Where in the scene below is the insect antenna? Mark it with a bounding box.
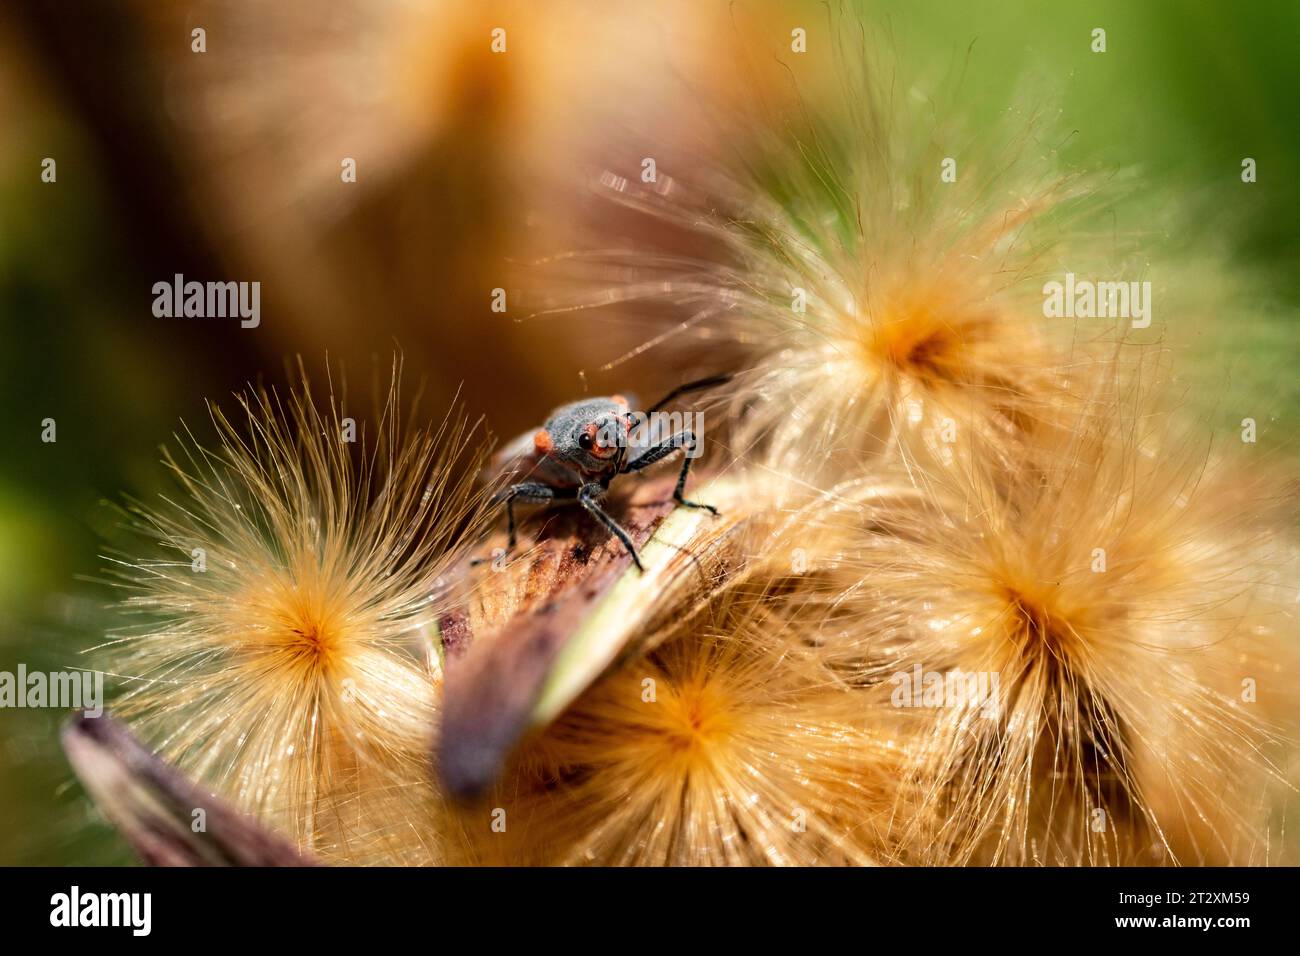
[644,373,734,415]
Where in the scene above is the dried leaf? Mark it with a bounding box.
[62,713,314,867]
[438,473,762,798]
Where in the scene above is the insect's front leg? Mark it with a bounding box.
[577,482,644,571]
[494,481,560,550]
[622,430,719,515]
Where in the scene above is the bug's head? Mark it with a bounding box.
[543,397,632,476]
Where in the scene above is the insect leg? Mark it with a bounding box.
[495,481,559,549]
[578,482,644,571]
[622,430,719,515]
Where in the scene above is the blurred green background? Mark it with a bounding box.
[1,0,1296,864]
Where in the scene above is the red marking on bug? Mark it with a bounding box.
[611,394,629,408]
[533,429,553,456]
[584,421,619,459]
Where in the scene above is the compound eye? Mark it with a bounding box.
[577,431,594,451]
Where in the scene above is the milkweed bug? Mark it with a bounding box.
[484,374,730,571]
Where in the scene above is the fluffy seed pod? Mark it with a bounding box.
[536,23,1131,488]
[101,360,492,864]
[449,580,916,866]
[776,364,1298,865]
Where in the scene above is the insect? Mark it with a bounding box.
[485,374,730,571]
